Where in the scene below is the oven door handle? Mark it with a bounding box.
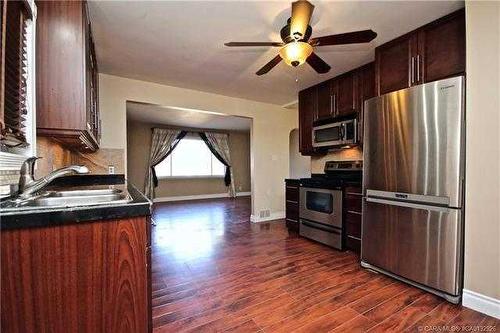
[301,221,341,235]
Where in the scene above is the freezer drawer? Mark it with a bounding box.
[361,197,463,296]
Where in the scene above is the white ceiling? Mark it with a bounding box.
[127,102,252,131]
[89,0,464,106]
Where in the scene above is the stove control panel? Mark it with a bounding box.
[324,160,363,172]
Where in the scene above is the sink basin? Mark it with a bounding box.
[33,192,131,207]
[49,188,122,197]
[1,187,132,211]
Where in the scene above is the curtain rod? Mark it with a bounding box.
[150,127,231,135]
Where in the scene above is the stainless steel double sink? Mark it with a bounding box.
[1,187,132,211]
[33,188,131,207]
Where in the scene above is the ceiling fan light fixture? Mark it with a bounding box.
[279,41,313,67]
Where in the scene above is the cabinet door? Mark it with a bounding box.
[316,81,333,121]
[83,3,93,134]
[298,87,317,155]
[335,73,356,117]
[419,10,465,83]
[376,34,417,95]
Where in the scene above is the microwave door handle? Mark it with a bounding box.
[340,123,346,141]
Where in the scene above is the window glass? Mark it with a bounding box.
[155,137,225,177]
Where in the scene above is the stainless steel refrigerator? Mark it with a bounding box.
[361,76,465,303]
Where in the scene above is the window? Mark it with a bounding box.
[155,137,225,178]
[0,0,36,167]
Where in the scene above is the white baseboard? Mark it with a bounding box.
[154,192,250,203]
[462,289,500,319]
[250,211,285,223]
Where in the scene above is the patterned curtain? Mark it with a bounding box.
[199,132,236,198]
[144,128,186,199]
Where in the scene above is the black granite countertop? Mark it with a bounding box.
[0,175,152,230]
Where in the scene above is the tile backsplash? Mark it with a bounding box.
[36,137,125,178]
[310,146,363,174]
[0,137,125,191]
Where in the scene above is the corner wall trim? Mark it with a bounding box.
[462,289,500,319]
[250,211,285,223]
[153,192,251,203]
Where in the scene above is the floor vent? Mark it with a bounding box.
[259,210,271,218]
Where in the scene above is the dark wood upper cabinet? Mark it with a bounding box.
[376,8,465,95]
[298,62,373,156]
[334,73,356,117]
[36,0,100,152]
[298,86,317,155]
[375,34,416,95]
[315,81,333,121]
[418,10,465,83]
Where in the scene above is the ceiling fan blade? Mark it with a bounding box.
[256,54,282,76]
[225,42,284,47]
[290,0,314,40]
[309,29,377,46]
[306,52,331,74]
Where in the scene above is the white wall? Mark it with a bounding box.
[463,1,500,318]
[99,74,297,220]
[289,129,310,179]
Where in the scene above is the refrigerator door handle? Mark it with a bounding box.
[366,189,450,206]
[366,197,450,213]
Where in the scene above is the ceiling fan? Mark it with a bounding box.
[224,0,377,76]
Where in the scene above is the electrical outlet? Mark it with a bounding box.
[108,165,115,174]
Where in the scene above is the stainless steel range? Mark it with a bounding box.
[299,161,362,249]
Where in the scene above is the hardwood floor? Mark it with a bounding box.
[151,197,499,332]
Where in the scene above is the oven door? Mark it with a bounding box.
[300,187,342,228]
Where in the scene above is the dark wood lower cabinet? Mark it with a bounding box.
[344,185,363,253]
[1,217,151,333]
[285,179,300,231]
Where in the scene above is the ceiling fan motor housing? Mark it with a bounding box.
[281,18,312,43]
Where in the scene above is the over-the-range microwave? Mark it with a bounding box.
[312,118,358,148]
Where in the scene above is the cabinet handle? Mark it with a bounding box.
[333,94,337,115]
[416,54,420,82]
[330,94,334,115]
[410,57,415,84]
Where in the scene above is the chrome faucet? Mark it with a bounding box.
[18,157,89,199]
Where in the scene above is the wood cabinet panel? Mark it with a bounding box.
[376,9,465,95]
[316,81,333,121]
[376,35,414,95]
[1,217,150,333]
[344,185,362,253]
[346,212,362,238]
[346,236,361,254]
[36,0,100,152]
[285,180,300,231]
[285,185,299,202]
[36,1,85,131]
[419,9,465,83]
[345,195,362,213]
[298,87,317,155]
[335,73,356,117]
[354,63,375,145]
